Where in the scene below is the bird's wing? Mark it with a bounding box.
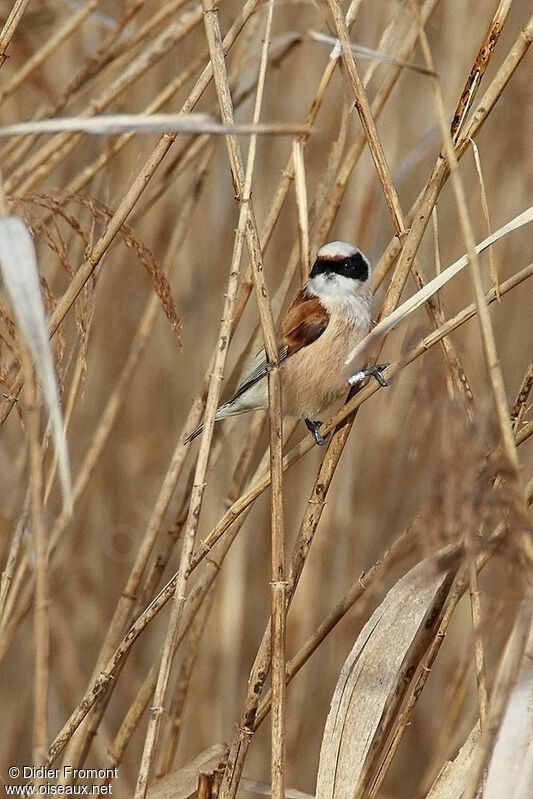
[230,289,329,402]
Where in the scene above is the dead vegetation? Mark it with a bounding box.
[0,1,532,797]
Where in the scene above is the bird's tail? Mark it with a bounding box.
[184,402,231,444]
[183,422,204,444]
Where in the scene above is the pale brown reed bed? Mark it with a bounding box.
[0,1,532,798]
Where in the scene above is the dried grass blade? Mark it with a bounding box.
[308,30,435,76]
[315,558,454,799]
[345,204,533,369]
[0,216,72,513]
[470,140,499,299]
[0,114,309,137]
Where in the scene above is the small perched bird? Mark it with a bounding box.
[185,241,388,445]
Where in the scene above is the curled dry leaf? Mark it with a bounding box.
[316,557,455,799]
[0,215,72,513]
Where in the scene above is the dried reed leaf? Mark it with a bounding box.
[345,204,533,369]
[315,557,454,799]
[308,30,435,75]
[146,743,228,799]
[424,725,480,799]
[0,215,72,513]
[482,623,533,798]
[0,113,309,137]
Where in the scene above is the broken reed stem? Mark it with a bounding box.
[0,0,32,66]
[24,361,49,770]
[450,0,513,142]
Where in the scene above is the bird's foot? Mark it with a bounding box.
[348,363,390,388]
[305,418,328,446]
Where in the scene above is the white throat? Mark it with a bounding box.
[308,272,365,301]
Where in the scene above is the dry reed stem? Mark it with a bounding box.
[467,560,489,729]
[0,0,263,426]
[156,584,216,776]
[1,115,309,138]
[0,513,26,622]
[57,172,213,771]
[293,141,310,282]
[37,304,533,768]
[329,0,477,417]
[409,1,532,563]
[0,0,32,66]
[373,11,533,291]
[326,0,406,236]
[132,0,269,780]
[23,361,49,768]
[255,524,418,728]
[450,0,513,142]
[0,1,97,103]
[201,0,287,793]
